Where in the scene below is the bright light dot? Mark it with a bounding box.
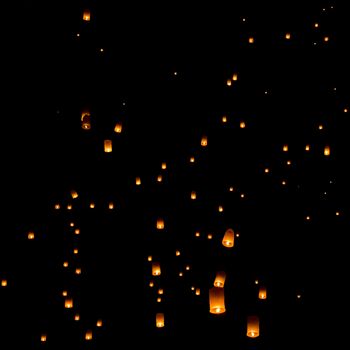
[96,320,103,327]
[100,48,104,52]
[190,156,195,163]
[63,261,69,268]
[226,79,232,86]
[76,33,80,37]
[207,234,213,239]
[179,272,183,277]
[305,145,310,151]
[195,231,200,237]
[306,216,310,221]
[242,18,246,22]
[336,211,340,216]
[185,265,190,270]
[324,36,329,42]
[74,314,80,321]
[174,71,177,75]
[285,33,291,39]
[222,116,227,123]
[344,108,348,113]
[255,280,259,285]
[297,294,301,299]
[282,180,286,185]
[54,204,60,210]
[1,279,8,287]
[240,193,245,198]
[264,168,269,173]
[229,186,234,192]
[28,232,35,240]
[218,205,224,212]
[240,121,246,128]
[248,37,254,44]
[287,160,291,165]
[314,23,319,28]
[318,124,323,130]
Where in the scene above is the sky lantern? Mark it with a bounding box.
[81,110,91,129]
[156,218,164,230]
[104,140,112,153]
[201,136,208,147]
[85,330,93,340]
[258,285,267,299]
[209,286,226,314]
[114,122,122,133]
[64,298,73,309]
[324,145,330,156]
[156,313,165,327]
[83,9,91,21]
[152,262,161,276]
[247,315,260,338]
[214,271,226,288]
[222,228,235,247]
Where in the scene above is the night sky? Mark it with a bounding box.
[1,1,349,349]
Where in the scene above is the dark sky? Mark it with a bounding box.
[1,1,349,349]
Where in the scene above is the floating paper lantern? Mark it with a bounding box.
[247,315,260,338]
[324,145,330,156]
[1,279,7,287]
[240,121,246,128]
[214,271,226,288]
[222,228,235,247]
[108,202,114,210]
[83,9,91,21]
[156,313,165,328]
[232,73,238,81]
[161,162,167,170]
[40,334,47,342]
[136,177,141,186]
[191,191,197,200]
[74,314,80,321]
[71,190,78,199]
[283,144,288,152]
[90,202,95,208]
[54,204,60,210]
[114,122,122,133]
[201,136,208,147]
[96,319,103,327]
[195,288,200,295]
[28,232,35,240]
[152,262,161,276]
[156,218,164,230]
[85,330,93,340]
[258,286,267,299]
[209,286,226,314]
[81,111,91,130]
[104,140,112,153]
[65,298,73,309]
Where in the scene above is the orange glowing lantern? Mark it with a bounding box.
[156,218,164,230]
[1,279,7,287]
[195,288,200,295]
[83,9,91,21]
[175,250,181,256]
[71,190,78,199]
[240,121,246,128]
[104,140,112,153]
[156,313,165,328]
[89,202,95,208]
[81,111,91,130]
[85,330,93,340]
[248,37,255,44]
[247,315,260,338]
[161,162,167,170]
[209,286,226,314]
[65,298,73,309]
[191,191,197,200]
[152,262,161,276]
[201,136,208,147]
[74,314,80,321]
[222,228,235,247]
[258,286,267,299]
[96,319,103,327]
[108,202,114,210]
[324,145,330,156]
[147,255,152,261]
[54,203,60,210]
[214,271,226,288]
[135,177,141,186]
[114,122,122,133]
[28,231,35,240]
[40,334,47,342]
[226,79,232,86]
[283,144,288,152]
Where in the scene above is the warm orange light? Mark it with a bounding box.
[40,334,47,342]
[114,122,122,133]
[67,204,72,210]
[324,145,330,156]
[96,319,103,327]
[258,285,267,299]
[156,313,165,328]
[62,290,68,297]
[191,191,197,200]
[63,261,69,268]
[226,79,232,86]
[156,297,162,303]
[175,250,181,256]
[214,271,226,288]
[1,279,7,287]
[240,121,246,128]
[218,205,224,212]
[104,139,112,153]
[81,111,91,130]
[209,286,226,314]
[232,73,238,81]
[248,37,254,44]
[108,202,114,210]
[185,265,190,271]
[149,281,154,287]
[195,288,200,295]
[222,228,234,247]
[147,255,152,261]
[305,144,310,151]
[65,298,73,309]
[136,177,141,186]
[75,268,82,275]
[85,330,93,340]
[247,315,260,338]
[283,144,288,152]
[195,231,200,237]
[54,204,60,210]
[201,136,208,147]
[89,202,95,208]
[83,9,91,21]
[285,33,291,39]
[264,168,269,173]
[207,233,213,240]
[161,162,167,170]
[74,314,80,321]
[222,115,227,123]
[152,262,161,276]
[157,175,163,182]
[156,218,164,230]
[190,156,195,163]
[71,190,78,199]
[74,228,80,235]
[158,288,164,295]
[28,232,35,240]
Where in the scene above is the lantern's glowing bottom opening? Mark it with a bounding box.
[247,331,259,338]
[210,307,225,314]
[223,241,233,247]
[156,323,164,328]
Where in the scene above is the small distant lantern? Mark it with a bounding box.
[69,222,74,227]
[209,286,226,314]
[65,298,73,309]
[207,233,213,239]
[240,121,246,128]
[185,265,190,271]
[96,319,103,327]
[74,314,80,321]
[104,140,112,153]
[258,286,267,299]
[305,144,310,151]
[222,228,235,247]
[71,190,78,199]
[85,330,93,340]
[190,156,195,163]
[136,177,141,186]
[147,255,152,261]
[54,203,60,210]
[195,231,200,237]
[149,281,154,287]
[248,37,254,44]
[114,122,122,133]
[28,231,35,240]
[1,279,7,287]
[247,315,260,338]
[161,162,167,170]
[285,33,291,39]
[74,228,80,235]
[40,334,47,342]
[158,288,164,295]
[152,262,161,276]
[73,249,79,254]
[226,79,232,86]
[75,268,81,275]
[232,73,238,81]
[156,313,165,328]
[83,9,91,21]
[222,116,227,123]
[90,202,95,208]
[195,288,200,295]
[191,191,197,200]
[108,202,114,210]
[81,111,91,130]
[175,250,181,256]
[201,136,208,147]
[324,145,330,156]
[214,271,226,288]
[156,218,164,230]
[283,144,288,152]
[62,290,68,297]
[157,297,162,303]
[63,261,69,268]
[67,204,72,210]
[218,205,224,212]
[157,175,162,182]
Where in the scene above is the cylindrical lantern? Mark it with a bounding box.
[214,271,226,288]
[195,288,200,295]
[283,144,288,152]
[108,202,114,210]
[191,191,197,200]
[83,9,91,21]
[1,279,7,287]
[152,262,161,276]
[161,162,167,170]
[40,334,47,342]
[64,298,73,309]
[85,330,93,340]
[136,177,141,186]
[81,112,91,130]
[156,313,165,328]
[201,136,208,147]
[209,286,226,314]
[156,218,164,230]
[247,315,260,338]
[258,286,267,300]
[114,122,122,133]
[104,140,112,153]
[222,228,235,247]
[324,145,330,156]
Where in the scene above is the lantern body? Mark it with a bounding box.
[81,112,91,130]
[83,9,91,21]
[156,313,165,327]
[156,219,164,230]
[222,228,235,247]
[195,288,200,295]
[258,286,267,299]
[201,136,208,146]
[114,122,122,133]
[191,191,197,200]
[104,140,112,153]
[152,262,161,276]
[65,298,73,309]
[324,145,330,156]
[136,177,141,185]
[247,315,260,338]
[209,286,226,314]
[85,330,93,340]
[214,271,226,288]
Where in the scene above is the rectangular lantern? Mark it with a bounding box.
[258,286,267,299]
[209,286,226,314]
[247,315,260,338]
[104,140,112,153]
[83,9,91,21]
[222,228,235,247]
[152,262,161,276]
[156,313,165,327]
[214,271,226,288]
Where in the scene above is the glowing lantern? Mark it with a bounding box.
[195,231,200,237]
[71,190,78,199]
[114,122,122,133]
[222,116,227,123]
[73,249,79,254]
[207,233,213,239]
[136,177,141,186]
[63,261,68,268]
[305,144,310,151]
[65,298,73,309]
[324,145,330,156]
[185,265,190,271]
[161,162,167,170]
[74,228,80,235]
[240,121,246,128]
[226,79,232,86]
[40,334,47,342]
[96,319,103,327]
[156,313,165,328]
[247,315,260,338]
[85,330,93,340]
[222,228,235,247]
[1,279,7,287]
[90,202,95,208]
[248,37,254,44]
[152,262,161,276]
[218,205,224,212]
[157,297,162,303]
[149,281,154,287]
[147,255,152,261]
[175,250,181,256]
[232,73,238,81]
[54,204,60,210]
[201,136,208,147]
[258,286,267,299]
[62,290,68,297]
[156,218,164,230]
[28,232,35,240]
[191,191,197,200]
[157,175,162,182]
[158,288,164,295]
[83,9,91,21]
[108,202,114,210]
[104,140,112,153]
[214,271,226,288]
[285,33,291,39]
[81,111,91,130]
[75,268,81,275]
[283,144,288,152]
[67,204,72,210]
[195,288,200,295]
[74,314,80,321]
[209,286,226,314]
[190,156,195,163]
